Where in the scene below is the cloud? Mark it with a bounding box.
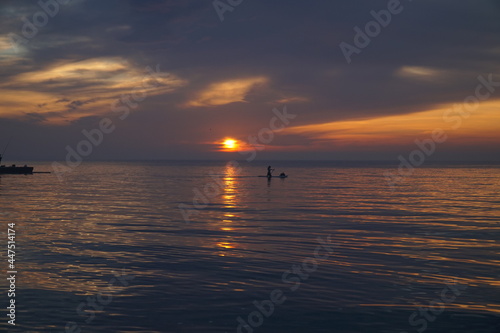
[24,112,47,123]
[396,66,448,81]
[185,77,268,107]
[283,100,500,148]
[0,35,13,52]
[106,25,132,33]
[275,96,309,104]
[0,57,187,124]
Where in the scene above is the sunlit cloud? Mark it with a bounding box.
[275,96,309,104]
[0,90,57,117]
[283,100,500,147]
[185,76,268,107]
[0,36,13,52]
[396,66,446,81]
[12,57,127,85]
[0,57,187,124]
[0,34,29,61]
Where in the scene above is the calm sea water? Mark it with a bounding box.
[1,161,499,333]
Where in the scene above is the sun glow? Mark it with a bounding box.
[223,139,238,150]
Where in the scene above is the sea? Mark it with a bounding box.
[0,160,499,333]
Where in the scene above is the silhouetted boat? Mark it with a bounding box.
[0,154,34,174]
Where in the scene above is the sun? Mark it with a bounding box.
[222,139,238,150]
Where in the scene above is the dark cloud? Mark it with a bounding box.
[24,112,47,123]
[66,98,98,111]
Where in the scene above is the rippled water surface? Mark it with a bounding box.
[1,161,499,332]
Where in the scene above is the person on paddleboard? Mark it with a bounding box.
[267,165,274,178]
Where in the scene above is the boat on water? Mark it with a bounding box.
[0,154,34,174]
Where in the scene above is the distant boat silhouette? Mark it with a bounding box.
[0,140,34,174]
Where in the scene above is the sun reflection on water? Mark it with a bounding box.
[214,163,243,253]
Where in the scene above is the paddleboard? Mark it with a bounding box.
[258,175,288,178]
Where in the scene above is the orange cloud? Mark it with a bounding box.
[0,57,187,124]
[185,76,268,107]
[275,96,309,104]
[283,100,500,147]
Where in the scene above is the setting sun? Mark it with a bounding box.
[222,139,238,150]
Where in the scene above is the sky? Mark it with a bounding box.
[0,0,499,161]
